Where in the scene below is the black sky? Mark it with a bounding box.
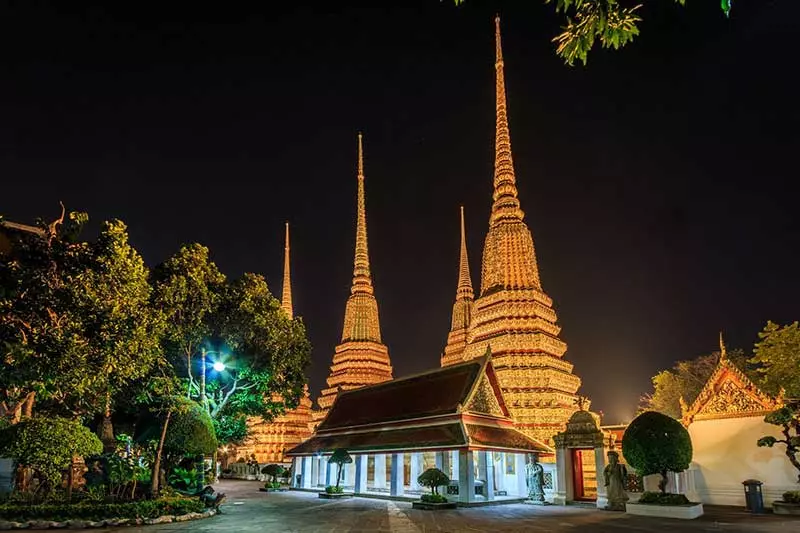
[1,0,798,423]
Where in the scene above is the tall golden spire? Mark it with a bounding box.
[719,331,727,361]
[442,206,475,366]
[315,133,392,421]
[281,222,293,320]
[491,15,524,226]
[456,206,474,300]
[460,17,582,446]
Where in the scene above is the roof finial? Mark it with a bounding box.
[351,132,372,295]
[719,331,727,361]
[281,222,293,319]
[491,15,524,226]
[357,132,364,178]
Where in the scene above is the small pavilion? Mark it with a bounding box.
[286,355,553,504]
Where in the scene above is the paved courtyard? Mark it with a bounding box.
[67,480,799,533]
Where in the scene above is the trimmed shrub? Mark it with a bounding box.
[417,468,450,496]
[0,416,102,490]
[420,493,448,504]
[783,490,800,504]
[260,464,285,483]
[325,485,343,494]
[329,449,352,490]
[0,497,204,521]
[622,411,692,494]
[638,491,691,505]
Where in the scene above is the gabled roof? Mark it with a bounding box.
[682,354,779,425]
[288,355,551,457]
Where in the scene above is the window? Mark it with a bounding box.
[506,453,515,474]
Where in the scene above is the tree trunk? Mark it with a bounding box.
[66,460,74,502]
[151,410,171,497]
[658,470,668,494]
[336,464,342,489]
[99,393,115,453]
[22,392,34,418]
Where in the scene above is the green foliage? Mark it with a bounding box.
[783,490,800,504]
[0,416,102,490]
[751,321,800,398]
[622,411,692,493]
[757,402,800,483]
[417,468,450,496]
[0,497,204,521]
[167,467,201,491]
[159,397,217,467]
[324,485,344,494]
[638,491,691,505]
[0,215,163,418]
[264,481,281,489]
[212,413,248,445]
[640,349,757,419]
[453,0,689,66]
[260,464,285,483]
[420,493,448,503]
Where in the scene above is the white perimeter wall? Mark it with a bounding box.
[689,415,797,507]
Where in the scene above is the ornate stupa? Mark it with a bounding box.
[239,223,314,464]
[460,17,582,445]
[441,206,475,367]
[314,134,393,422]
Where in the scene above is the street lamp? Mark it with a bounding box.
[200,348,228,411]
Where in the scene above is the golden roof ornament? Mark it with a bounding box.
[441,206,475,366]
[719,330,727,361]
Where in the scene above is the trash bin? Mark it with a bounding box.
[742,479,764,513]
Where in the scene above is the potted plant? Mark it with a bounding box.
[259,464,286,492]
[412,468,457,510]
[773,490,800,515]
[622,411,702,519]
[319,449,353,499]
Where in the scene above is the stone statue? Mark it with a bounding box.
[603,451,629,511]
[525,454,546,504]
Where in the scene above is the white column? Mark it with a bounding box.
[594,447,608,509]
[354,454,367,494]
[554,448,570,505]
[435,451,444,470]
[494,453,505,494]
[374,454,386,489]
[291,457,299,488]
[390,453,404,496]
[318,457,325,486]
[310,457,318,486]
[301,456,312,489]
[450,451,459,480]
[409,453,423,491]
[458,449,476,503]
[325,457,334,487]
[515,454,527,498]
[477,451,495,500]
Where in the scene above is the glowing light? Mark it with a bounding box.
[213,361,225,372]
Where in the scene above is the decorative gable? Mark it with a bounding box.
[683,359,778,425]
[466,374,505,417]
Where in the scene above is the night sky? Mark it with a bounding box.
[2,1,798,424]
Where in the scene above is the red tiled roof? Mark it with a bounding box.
[465,423,552,454]
[318,360,482,431]
[287,423,466,455]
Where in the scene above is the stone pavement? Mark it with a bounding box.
[39,480,800,532]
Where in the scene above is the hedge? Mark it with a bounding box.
[0,497,204,522]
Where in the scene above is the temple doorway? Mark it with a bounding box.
[570,448,597,501]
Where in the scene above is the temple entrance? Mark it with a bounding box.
[570,448,597,501]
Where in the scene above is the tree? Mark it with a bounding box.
[757,401,800,484]
[451,1,735,66]
[261,463,285,484]
[0,211,162,423]
[0,416,102,493]
[156,397,217,473]
[751,321,800,398]
[206,273,311,432]
[329,448,352,490]
[418,467,450,496]
[622,411,692,494]
[640,348,757,419]
[151,243,226,396]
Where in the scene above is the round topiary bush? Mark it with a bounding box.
[622,411,692,494]
[0,416,103,491]
[417,467,450,497]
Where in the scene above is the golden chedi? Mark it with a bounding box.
[441,206,474,367]
[314,134,393,422]
[460,18,582,446]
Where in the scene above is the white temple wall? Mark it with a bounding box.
[688,415,796,507]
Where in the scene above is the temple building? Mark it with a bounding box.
[236,223,314,464]
[441,207,474,367]
[456,18,583,446]
[314,134,393,423]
